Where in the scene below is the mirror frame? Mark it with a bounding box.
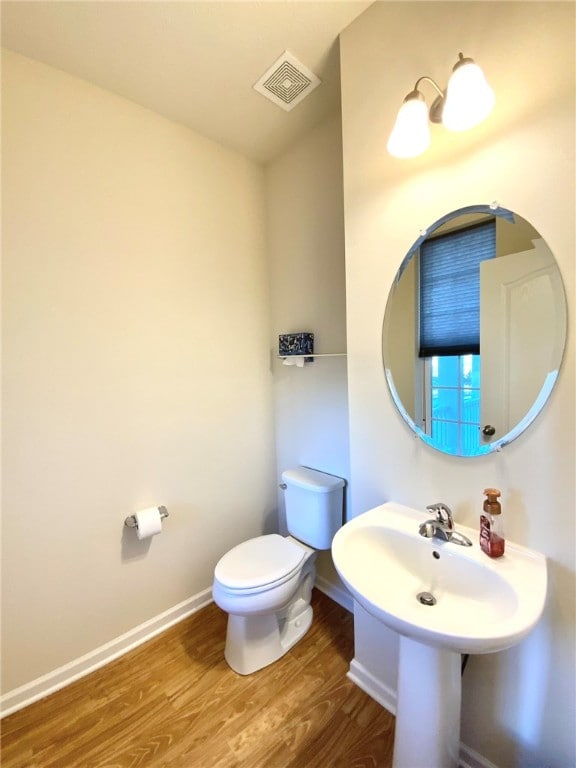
[382,204,568,457]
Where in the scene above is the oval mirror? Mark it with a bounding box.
[382,205,567,457]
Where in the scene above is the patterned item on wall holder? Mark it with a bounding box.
[279,332,314,364]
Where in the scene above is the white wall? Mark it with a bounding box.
[340,3,575,766]
[265,116,350,589]
[1,50,277,693]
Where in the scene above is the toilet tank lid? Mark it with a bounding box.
[282,467,345,493]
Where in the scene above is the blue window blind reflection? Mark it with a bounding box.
[419,220,495,357]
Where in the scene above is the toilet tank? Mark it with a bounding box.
[282,467,345,550]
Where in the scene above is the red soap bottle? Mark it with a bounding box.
[480,488,505,558]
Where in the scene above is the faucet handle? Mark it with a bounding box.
[426,503,454,529]
[419,521,433,538]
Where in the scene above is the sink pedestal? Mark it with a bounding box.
[393,636,461,768]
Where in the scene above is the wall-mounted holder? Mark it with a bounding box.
[277,352,347,366]
[277,331,346,366]
[279,332,314,362]
[124,506,169,529]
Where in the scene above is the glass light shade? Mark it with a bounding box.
[442,60,495,132]
[387,93,430,158]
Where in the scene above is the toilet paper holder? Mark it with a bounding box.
[124,506,169,529]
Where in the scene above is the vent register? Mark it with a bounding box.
[253,51,321,111]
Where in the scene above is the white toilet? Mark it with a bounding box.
[212,466,345,675]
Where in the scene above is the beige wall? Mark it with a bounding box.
[2,50,276,692]
[265,116,350,590]
[340,2,575,766]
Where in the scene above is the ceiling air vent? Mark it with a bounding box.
[253,51,321,112]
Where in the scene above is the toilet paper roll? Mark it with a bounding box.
[135,507,163,540]
[283,357,306,368]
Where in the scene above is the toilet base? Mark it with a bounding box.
[223,571,315,675]
[224,604,313,675]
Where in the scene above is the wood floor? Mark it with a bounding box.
[1,590,395,768]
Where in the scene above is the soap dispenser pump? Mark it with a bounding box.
[480,487,505,558]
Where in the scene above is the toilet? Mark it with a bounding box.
[212,466,345,675]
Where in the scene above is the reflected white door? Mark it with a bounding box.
[480,239,564,443]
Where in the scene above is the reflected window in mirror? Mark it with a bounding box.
[424,354,484,456]
[419,219,495,357]
[382,205,568,457]
[417,220,495,455]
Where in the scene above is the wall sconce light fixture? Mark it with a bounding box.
[387,53,495,159]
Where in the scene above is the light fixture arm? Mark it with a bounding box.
[411,53,472,99]
[409,77,446,124]
[413,76,445,100]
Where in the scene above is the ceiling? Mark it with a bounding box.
[1,1,372,165]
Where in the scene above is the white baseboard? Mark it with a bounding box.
[3,579,343,719]
[1,587,213,718]
[459,745,500,768]
[347,657,397,714]
[314,574,354,612]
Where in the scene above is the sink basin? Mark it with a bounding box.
[332,502,547,654]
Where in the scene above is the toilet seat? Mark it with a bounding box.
[214,534,305,593]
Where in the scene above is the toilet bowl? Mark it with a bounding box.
[213,534,316,675]
[212,467,345,675]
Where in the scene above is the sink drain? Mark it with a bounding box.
[417,591,437,606]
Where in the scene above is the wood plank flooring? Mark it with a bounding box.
[1,590,395,767]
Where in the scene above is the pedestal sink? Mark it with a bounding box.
[331,502,547,768]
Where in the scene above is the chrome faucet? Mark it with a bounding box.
[419,503,473,546]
